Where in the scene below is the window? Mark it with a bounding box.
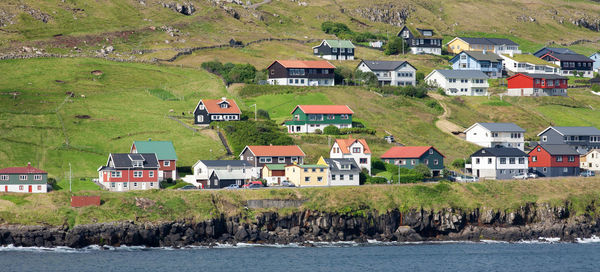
[509,158,516,164]
[295,79,299,84]
[429,149,433,155]
[289,69,305,76]
[132,160,143,167]
[134,171,143,178]
[564,167,568,173]
[304,168,308,172]
[476,158,480,164]
[123,182,128,187]
[289,79,293,84]
[519,158,525,164]
[424,159,429,165]
[164,161,170,167]
[308,114,324,121]
[19,175,27,180]
[543,167,547,172]
[340,114,349,120]
[532,156,537,162]
[111,171,122,178]
[487,158,492,164]
[411,160,416,165]
[322,69,329,74]
[332,48,337,53]
[542,136,547,142]
[111,183,115,188]
[556,156,563,162]
[360,158,367,164]
[259,157,272,163]
[150,182,154,187]
[0,175,8,181]
[149,171,154,178]
[134,182,138,187]
[340,175,344,180]
[332,175,336,180]
[34,175,42,180]
[320,168,324,172]
[352,147,361,153]
[317,177,323,182]
[500,158,506,164]
[312,168,316,172]
[327,114,334,120]
[305,177,310,182]
[568,156,575,162]
[278,157,286,163]
[291,157,299,163]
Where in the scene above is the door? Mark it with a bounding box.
[28,185,32,193]
[476,170,480,177]
[4,186,6,192]
[197,115,203,123]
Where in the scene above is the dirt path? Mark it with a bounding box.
[247,0,272,9]
[428,93,466,140]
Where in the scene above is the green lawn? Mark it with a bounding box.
[243,92,332,122]
[56,178,101,192]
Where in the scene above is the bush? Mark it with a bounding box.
[323,125,341,135]
[437,87,446,96]
[339,127,376,135]
[201,61,257,84]
[314,129,322,134]
[416,72,425,84]
[354,70,378,87]
[321,21,386,42]
[451,158,466,169]
[222,120,295,154]
[379,85,428,98]
[592,84,600,93]
[414,164,432,178]
[47,177,57,189]
[365,176,388,184]
[372,159,386,172]
[384,36,409,55]
[256,109,270,120]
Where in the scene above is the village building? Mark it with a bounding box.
[240,145,306,169]
[528,144,580,177]
[425,70,489,96]
[537,49,594,78]
[464,123,526,151]
[356,60,417,86]
[500,54,560,75]
[506,73,568,97]
[97,153,159,191]
[580,149,600,172]
[446,37,521,55]
[466,147,529,180]
[284,164,329,187]
[184,160,256,189]
[397,25,442,55]
[285,105,353,134]
[380,146,445,176]
[330,137,371,175]
[267,60,335,86]
[589,52,600,72]
[538,126,600,155]
[312,39,355,60]
[131,139,177,180]
[449,51,504,78]
[0,163,48,193]
[317,157,361,186]
[261,164,287,186]
[533,47,577,58]
[193,97,241,125]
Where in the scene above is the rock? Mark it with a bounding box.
[135,197,156,210]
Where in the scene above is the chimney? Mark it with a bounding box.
[482,49,486,55]
[221,97,227,101]
[27,162,31,167]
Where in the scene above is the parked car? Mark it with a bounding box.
[246,183,264,189]
[527,173,538,179]
[178,185,197,190]
[281,181,295,187]
[512,173,529,180]
[384,135,395,143]
[454,175,478,182]
[581,170,595,177]
[242,181,264,188]
[225,184,240,189]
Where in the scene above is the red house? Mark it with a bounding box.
[97,153,159,191]
[506,73,568,97]
[528,144,580,177]
[131,139,177,181]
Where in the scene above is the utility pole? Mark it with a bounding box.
[69,163,72,193]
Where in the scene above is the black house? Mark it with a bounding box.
[266,60,336,86]
[312,39,355,60]
[397,25,442,55]
[193,97,241,125]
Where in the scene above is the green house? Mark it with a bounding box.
[0,163,48,193]
[285,105,353,134]
[380,146,445,177]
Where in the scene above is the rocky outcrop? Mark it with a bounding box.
[160,2,196,16]
[351,4,414,26]
[1,202,599,248]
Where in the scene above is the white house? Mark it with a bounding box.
[319,158,361,186]
[500,53,560,75]
[590,52,600,72]
[580,149,600,172]
[356,60,417,86]
[182,160,257,188]
[425,69,489,96]
[330,137,371,175]
[465,123,526,151]
[466,147,529,180]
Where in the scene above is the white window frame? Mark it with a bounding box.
[111,171,122,178]
[0,175,8,181]
[149,171,154,178]
[34,175,42,181]
[278,157,286,163]
[19,175,27,181]
[134,171,143,178]
[164,161,170,167]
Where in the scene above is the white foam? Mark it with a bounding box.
[576,235,600,243]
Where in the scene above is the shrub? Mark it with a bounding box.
[436,88,446,96]
[592,84,600,93]
[314,129,322,134]
[365,176,388,184]
[372,159,386,172]
[379,85,428,98]
[201,61,257,84]
[354,70,378,87]
[339,127,376,135]
[426,100,442,111]
[416,72,425,84]
[451,158,466,169]
[323,125,341,135]
[384,36,409,55]
[414,164,432,178]
[222,120,295,154]
[47,177,57,189]
[256,109,270,120]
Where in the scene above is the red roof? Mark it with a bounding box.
[269,60,336,69]
[334,137,371,154]
[200,98,241,114]
[245,145,306,157]
[291,105,354,114]
[380,146,444,159]
[0,163,47,174]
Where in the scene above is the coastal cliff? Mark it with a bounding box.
[2,202,598,248]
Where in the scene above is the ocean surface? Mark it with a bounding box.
[1,238,600,272]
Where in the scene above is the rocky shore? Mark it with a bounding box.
[1,202,599,248]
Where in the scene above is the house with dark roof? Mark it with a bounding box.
[528,144,580,177]
[506,73,568,97]
[466,147,529,180]
[449,51,504,78]
[240,145,306,169]
[446,37,521,55]
[464,123,526,150]
[356,60,417,86]
[381,146,445,176]
[97,153,159,191]
[185,160,256,188]
[267,60,335,86]
[425,69,489,96]
[207,168,252,189]
[538,126,600,154]
[313,40,355,60]
[0,163,48,193]
[533,47,576,58]
[193,97,241,125]
[317,157,361,186]
[500,53,560,76]
[285,105,353,133]
[330,136,371,174]
[536,49,594,78]
[397,25,442,55]
[131,139,177,180]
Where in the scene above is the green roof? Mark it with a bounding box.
[323,40,355,48]
[133,140,178,160]
[298,164,327,168]
[266,164,286,170]
[503,54,559,68]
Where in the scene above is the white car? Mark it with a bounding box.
[512,174,529,180]
[527,173,538,179]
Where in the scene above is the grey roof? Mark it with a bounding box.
[477,123,525,132]
[546,53,593,62]
[461,51,503,62]
[534,47,576,56]
[458,37,518,46]
[324,158,361,175]
[471,147,528,157]
[200,160,252,168]
[519,73,567,80]
[546,126,600,136]
[538,145,580,156]
[210,169,248,180]
[433,69,489,79]
[360,60,413,71]
[110,153,159,168]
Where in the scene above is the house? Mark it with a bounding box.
[131,139,177,180]
[580,149,600,172]
[425,70,489,96]
[397,25,442,55]
[0,163,48,193]
[538,50,594,78]
[464,123,526,151]
[207,169,252,189]
[590,52,600,72]
[449,51,503,78]
[312,39,355,60]
[446,37,521,55]
[317,157,361,186]
[193,97,241,125]
[533,47,576,58]
[528,144,580,177]
[537,126,600,154]
[184,160,256,188]
[466,147,529,180]
[284,105,353,133]
[97,153,159,191]
[284,164,329,187]
[266,60,335,86]
[500,54,560,75]
[261,164,287,186]
[506,73,568,97]
[330,137,371,175]
[380,146,445,176]
[356,60,417,86]
[591,76,600,86]
[240,145,306,169]
[369,40,384,48]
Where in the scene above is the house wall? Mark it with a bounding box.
[330,142,372,175]
[465,125,525,150]
[286,107,353,133]
[528,146,580,177]
[382,148,444,174]
[591,53,600,70]
[329,172,359,186]
[425,71,489,96]
[313,43,355,60]
[446,39,471,55]
[356,62,417,86]
[285,166,328,187]
[99,173,159,192]
[581,150,600,171]
[240,149,304,169]
[158,160,176,180]
[0,175,47,193]
[470,156,528,180]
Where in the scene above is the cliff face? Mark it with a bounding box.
[1,202,598,248]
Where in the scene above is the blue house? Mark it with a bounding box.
[450,51,504,78]
[590,52,600,72]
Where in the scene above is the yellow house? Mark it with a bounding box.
[261,164,287,185]
[284,164,328,187]
[446,37,520,55]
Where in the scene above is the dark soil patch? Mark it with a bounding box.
[55,80,66,83]
[91,70,103,76]
[75,115,91,119]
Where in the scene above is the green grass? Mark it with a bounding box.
[243,92,332,122]
[0,195,29,206]
[148,88,179,101]
[56,178,101,192]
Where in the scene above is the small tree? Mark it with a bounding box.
[414,164,432,178]
[256,109,270,120]
[384,36,409,55]
[314,129,322,134]
[323,125,341,135]
[451,158,466,169]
